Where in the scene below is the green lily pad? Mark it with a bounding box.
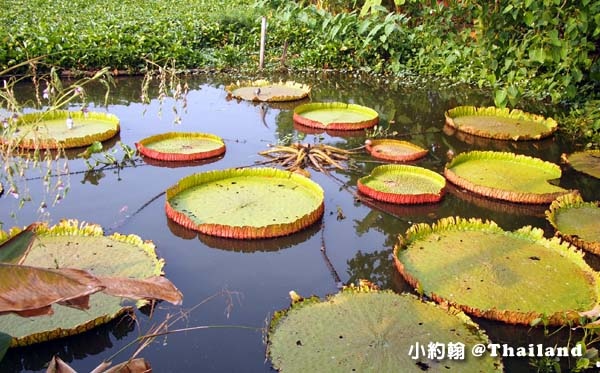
[546,193,600,255]
[445,106,557,141]
[136,132,225,162]
[3,110,120,149]
[358,165,446,204]
[444,151,572,204]
[268,286,503,372]
[166,168,324,239]
[365,139,428,162]
[564,150,600,179]
[293,102,379,131]
[225,80,311,102]
[395,217,600,325]
[0,220,165,346]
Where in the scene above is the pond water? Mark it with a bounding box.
[1,72,599,372]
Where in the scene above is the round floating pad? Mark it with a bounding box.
[136,132,225,162]
[4,110,120,149]
[0,220,164,346]
[395,217,600,326]
[546,193,600,255]
[358,164,446,204]
[268,288,503,373]
[165,168,324,239]
[365,139,428,161]
[564,149,600,179]
[293,102,378,131]
[444,151,572,204]
[445,106,557,141]
[225,80,311,102]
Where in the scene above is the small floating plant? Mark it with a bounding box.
[2,110,120,149]
[293,102,379,131]
[136,132,225,162]
[258,142,357,174]
[365,139,428,162]
[394,217,600,326]
[165,168,324,239]
[445,106,557,141]
[225,80,311,102]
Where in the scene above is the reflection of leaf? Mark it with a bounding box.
[0,223,39,264]
[46,355,151,373]
[0,263,182,317]
[46,355,77,373]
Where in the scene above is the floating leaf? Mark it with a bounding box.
[225,80,311,102]
[445,106,557,140]
[546,193,600,254]
[293,102,379,131]
[268,287,503,372]
[2,110,120,149]
[166,168,324,239]
[365,139,428,162]
[395,217,600,325]
[136,132,225,162]
[563,149,600,179]
[444,151,573,204]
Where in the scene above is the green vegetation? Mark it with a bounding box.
[1,0,599,143]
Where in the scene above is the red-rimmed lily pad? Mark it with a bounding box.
[365,139,428,162]
[444,151,573,204]
[563,149,600,179]
[165,168,324,239]
[135,132,225,162]
[225,80,311,102]
[394,217,600,326]
[293,102,379,131]
[445,106,557,141]
[267,285,503,372]
[3,110,120,149]
[0,220,175,346]
[546,193,600,255]
[358,165,446,204]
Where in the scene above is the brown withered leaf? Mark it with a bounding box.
[99,276,183,306]
[46,356,78,373]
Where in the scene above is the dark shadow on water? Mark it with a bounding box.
[140,154,224,168]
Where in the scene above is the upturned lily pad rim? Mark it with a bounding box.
[358,164,446,204]
[165,167,324,239]
[546,193,600,255]
[564,149,600,179]
[6,110,120,149]
[0,219,164,347]
[394,216,600,326]
[445,106,558,141]
[268,286,503,372]
[444,150,572,204]
[135,132,225,162]
[365,138,428,161]
[293,102,379,131]
[225,79,311,102]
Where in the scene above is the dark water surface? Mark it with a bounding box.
[1,72,598,372]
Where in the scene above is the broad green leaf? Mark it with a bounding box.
[77,141,103,159]
[0,223,38,264]
[493,89,507,108]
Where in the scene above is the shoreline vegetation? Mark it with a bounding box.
[1,0,599,145]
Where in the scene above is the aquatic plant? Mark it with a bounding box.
[258,142,358,174]
[365,138,428,162]
[293,102,379,131]
[225,80,311,102]
[136,132,225,162]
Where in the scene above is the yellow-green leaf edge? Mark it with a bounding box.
[225,79,311,102]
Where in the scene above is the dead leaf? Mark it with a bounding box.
[46,356,77,373]
[99,276,183,306]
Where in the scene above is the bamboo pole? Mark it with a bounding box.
[259,17,267,69]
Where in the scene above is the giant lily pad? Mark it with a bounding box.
[3,110,120,149]
[394,217,600,325]
[563,149,600,179]
[358,164,446,204]
[268,286,503,372]
[445,106,557,140]
[136,132,225,162]
[225,80,311,102]
[546,193,600,255]
[0,220,168,346]
[365,139,428,162]
[444,151,572,204]
[293,102,379,131]
[166,168,324,239]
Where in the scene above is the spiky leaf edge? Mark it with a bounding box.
[0,219,164,347]
[444,150,574,204]
[225,79,311,102]
[136,132,226,162]
[365,139,429,162]
[165,168,325,239]
[357,164,446,204]
[293,102,379,131]
[394,216,600,326]
[546,193,600,254]
[445,106,558,141]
